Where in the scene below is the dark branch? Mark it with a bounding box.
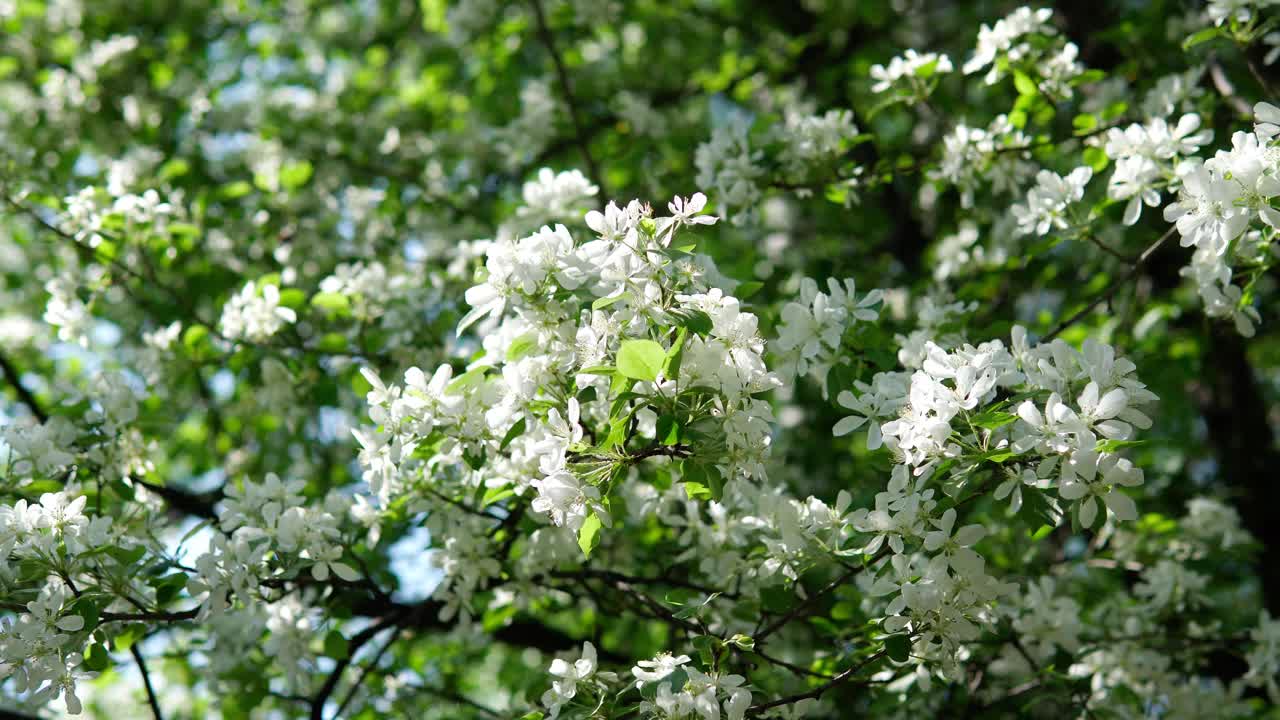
[131,644,165,720]
[1044,226,1177,341]
[747,650,888,715]
[528,0,605,195]
[310,612,404,720]
[0,350,48,423]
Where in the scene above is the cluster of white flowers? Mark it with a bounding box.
[1206,0,1280,26]
[218,281,297,342]
[1103,114,1213,225]
[870,50,953,95]
[1246,611,1280,702]
[774,277,882,388]
[825,325,1159,688]
[774,109,859,177]
[351,183,812,623]
[962,7,1057,84]
[931,223,1002,282]
[520,167,600,219]
[61,186,176,247]
[930,114,1033,207]
[695,115,764,222]
[191,474,357,616]
[637,665,750,720]
[317,261,398,320]
[3,416,78,476]
[1011,166,1093,236]
[0,493,118,714]
[1160,103,1280,336]
[541,642,617,718]
[696,107,859,218]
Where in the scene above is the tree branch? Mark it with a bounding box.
[130,644,165,720]
[1044,226,1177,341]
[0,350,48,423]
[310,612,404,720]
[746,649,888,715]
[528,0,605,194]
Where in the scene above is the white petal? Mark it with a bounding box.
[1103,491,1138,522]
[56,615,85,632]
[1079,496,1098,528]
[832,415,866,437]
[954,524,986,546]
[331,562,360,582]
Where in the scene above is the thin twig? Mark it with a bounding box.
[746,650,887,715]
[130,645,165,720]
[0,350,48,423]
[332,627,400,718]
[1243,51,1276,99]
[310,612,404,720]
[102,608,200,624]
[754,547,888,642]
[528,0,605,194]
[1080,233,1134,262]
[1044,226,1177,341]
[1208,55,1254,116]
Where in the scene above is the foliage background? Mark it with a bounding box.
[1,0,1278,717]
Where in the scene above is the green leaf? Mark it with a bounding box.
[617,339,667,381]
[1095,438,1146,453]
[672,308,714,336]
[1021,487,1063,528]
[1083,146,1110,172]
[1183,27,1223,50]
[182,325,209,352]
[664,327,688,380]
[158,158,190,181]
[72,597,101,630]
[656,415,680,445]
[421,0,449,32]
[578,512,603,558]
[482,485,515,507]
[970,410,1018,430]
[279,161,314,191]
[692,634,717,666]
[311,291,351,316]
[324,630,349,660]
[463,446,486,470]
[506,334,538,362]
[735,281,764,299]
[316,332,348,352]
[83,642,111,672]
[1013,70,1039,97]
[681,461,723,500]
[108,545,148,567]
[885,634,910,663]
[683,481,713,500]
[592,292,631,311]
[579,365,616,375]
[111,624,145,652]
[168,222,201,239]
[446,366,488,393]
[220,180,253,200]
[149,573,188,605]
[277,288,307,309]
[1072,113,1097,133]
[982,450,1017,464]
[500,417,527,451]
